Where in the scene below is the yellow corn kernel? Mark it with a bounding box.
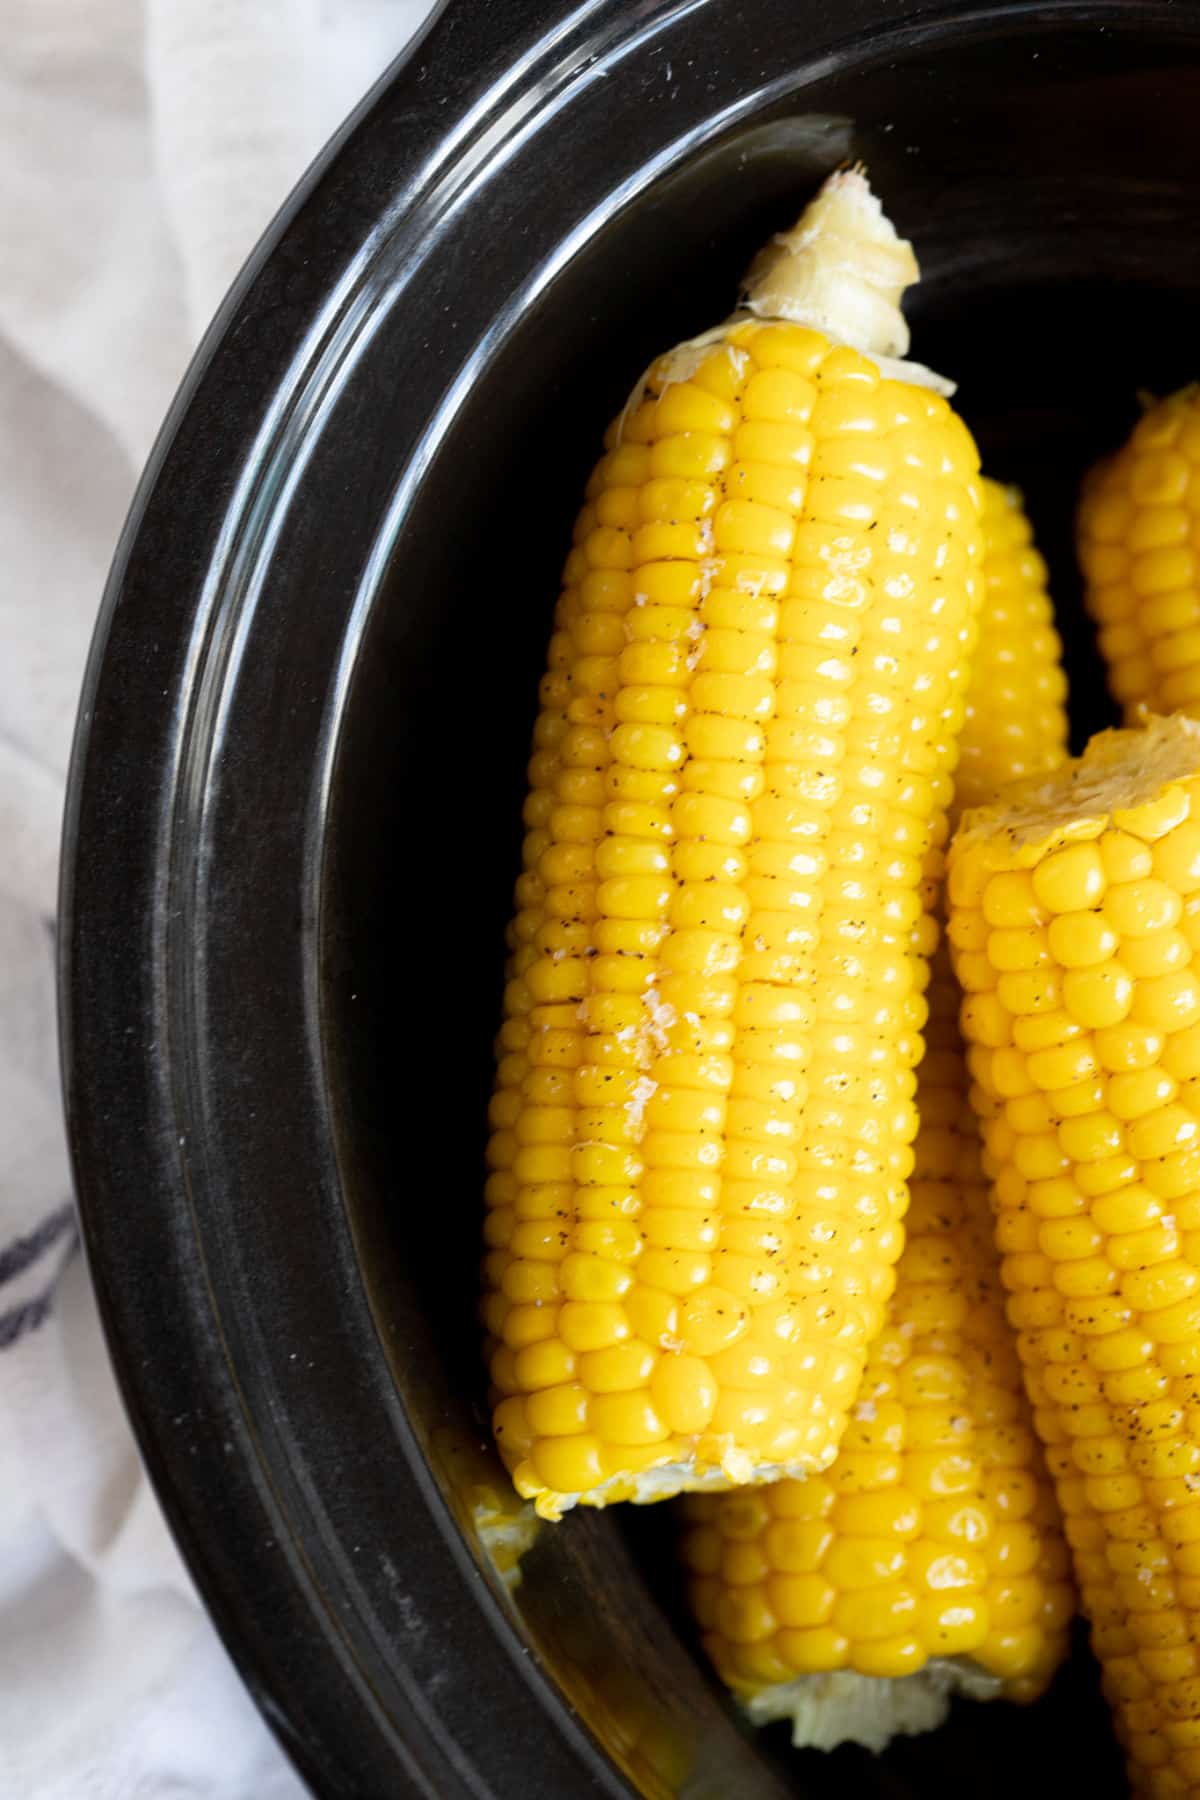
[951,480,1068,812]
[486,171,985,1522]
[949,713,1200,1797]
[682,480,1071,1745]
[1079,387,1200,726]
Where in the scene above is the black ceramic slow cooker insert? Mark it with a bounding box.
[62,2,1200,1794]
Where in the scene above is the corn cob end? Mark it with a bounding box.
[954,709,1200,858]
[741,167,917,360]
[508,1452,819,1525]
[740,167,952,394]
[742,1663,1005,1754]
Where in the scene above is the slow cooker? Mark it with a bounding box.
[62,2,1200,1792]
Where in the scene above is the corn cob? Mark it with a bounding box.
[956,481,1069,814]
[1079,386,1200,722]
[680,481,1073,1749]
[483,169,984,1522]
[949,711,1200,1799]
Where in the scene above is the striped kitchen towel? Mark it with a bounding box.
[0,3,432,1795]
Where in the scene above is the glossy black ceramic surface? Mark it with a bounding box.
[62,2,1200,1794]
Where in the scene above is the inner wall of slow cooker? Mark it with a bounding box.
[327,22,1200,1798]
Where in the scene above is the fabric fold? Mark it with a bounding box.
[1,2,433,1793]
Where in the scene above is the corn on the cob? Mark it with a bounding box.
[680,481,1073,1749]
[1079,386,1200,722]
[957,481,1069,813]
[483,170,984,1521]
[949,711,1200,1799]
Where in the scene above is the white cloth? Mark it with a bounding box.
[0,3,434,1794]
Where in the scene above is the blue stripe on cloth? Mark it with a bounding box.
[0,1201,76,1288]
[0,1231,80,1349]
